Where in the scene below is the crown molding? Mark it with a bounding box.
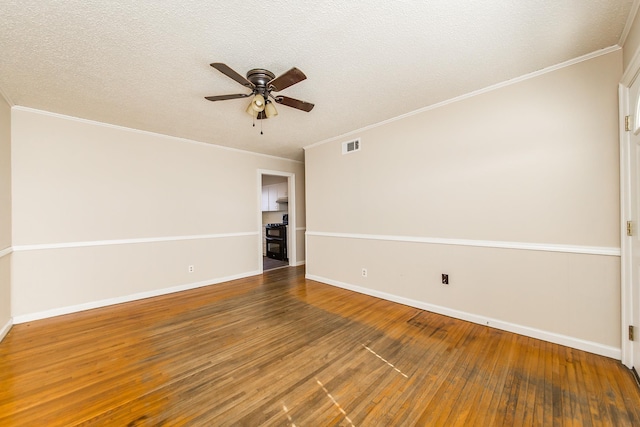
[11,106,303,164]
[619,0,640,47]
[305,46,621,151]
[0,84,14,107]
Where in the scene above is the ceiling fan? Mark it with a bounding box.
[205,63,314,120]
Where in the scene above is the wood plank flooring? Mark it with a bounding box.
[1,266,639,426]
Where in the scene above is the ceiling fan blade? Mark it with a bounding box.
[210,63,254,88]
[268,68,307,92]
[205,93,252,101]
[274,95,314,112]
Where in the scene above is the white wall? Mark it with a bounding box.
[10,107,305,320]
[0,94,11,339]
[305,50,622,357]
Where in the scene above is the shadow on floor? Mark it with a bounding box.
[263,256,289,271]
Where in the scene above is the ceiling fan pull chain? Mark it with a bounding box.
[260,118,263,135]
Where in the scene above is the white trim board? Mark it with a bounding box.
[306,231,620,257]
[0,247,12,259]
[0,84,13,106]
[257,169,298,270]
[304,46,621,151]
[306,274,620,360]
[12,270,261,324]
[12,231,259,252]
[12,106,303,164]
[0,318,12,342]
[621,43,640,86]
[618,0,640,47]
[619,82,633,368]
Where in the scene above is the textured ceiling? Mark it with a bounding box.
[0,1,635,161]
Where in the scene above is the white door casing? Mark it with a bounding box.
[257,169,296,272]
[620,73,640,371]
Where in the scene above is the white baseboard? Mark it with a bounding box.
[306,274,621,360]
[294,260,306,266]
[0,317,13,342]
[13,270,261,324]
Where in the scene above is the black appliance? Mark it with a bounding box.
[266,219,287,261]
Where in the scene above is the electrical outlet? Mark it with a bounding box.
[188,265,194,273]
[442,274,449,285]
[362,268,368,278]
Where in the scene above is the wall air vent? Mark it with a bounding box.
[342,138,361,155]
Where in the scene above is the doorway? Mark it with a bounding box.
[257,170,296,272]
[620,70,640,378]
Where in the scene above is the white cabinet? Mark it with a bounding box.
[268,185,279,211]
[261,187,269,211]
[262,182,288,212]
[276,182,288,200]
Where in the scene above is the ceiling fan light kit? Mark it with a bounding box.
[265,102,278,118]
[250,93,266,112]
[205,62,314,133]
[245,102,258,118]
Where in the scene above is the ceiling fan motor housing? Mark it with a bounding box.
[247,69,275,92]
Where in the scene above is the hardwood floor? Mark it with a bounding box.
[1,266,639,426]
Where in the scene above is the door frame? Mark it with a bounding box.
[257,169,296,272]
[619,55,640,368]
